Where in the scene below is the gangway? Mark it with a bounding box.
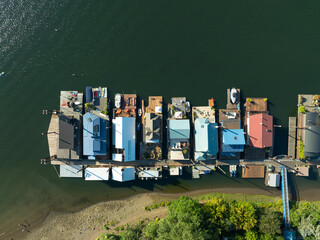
[281,167,296,240]
[281,167,290,229]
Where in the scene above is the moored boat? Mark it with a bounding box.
[115,93,122,108]
[186,101,190,112]
[230,88,239,104]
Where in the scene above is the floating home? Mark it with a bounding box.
[44,89,318,184]
[288,94,320,161]
[141,96,163,160]
[219,89,245,159]
[244,97,273,159]
[192,98,219,160]
[167,97,191,160]
[112,93,137,162]
[83,86,110,160]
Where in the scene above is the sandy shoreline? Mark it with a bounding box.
[6,186,320,240]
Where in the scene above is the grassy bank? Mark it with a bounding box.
[97,192,320,240]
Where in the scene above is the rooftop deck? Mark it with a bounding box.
[113,94,137,118]
[245,97,268,113]
[145,96,163,113]
[60,91,83,119]
[192,106,215,123]
[168,97,187,119]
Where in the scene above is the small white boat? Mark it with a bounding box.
[186,101,190,113]
[0,72,5,77]
[115,94,121,108]
[230,88,239,104]
[138,109,142,116]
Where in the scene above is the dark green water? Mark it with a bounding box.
[1,0,320,237]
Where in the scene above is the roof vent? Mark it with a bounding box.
[88,118,92,122]
[234,136,237,140]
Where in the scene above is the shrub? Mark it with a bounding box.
[145,201,171,211]
[299,106,306,114]
[85,103,96,110]
[103,224,109,230]
[299,141,306,160]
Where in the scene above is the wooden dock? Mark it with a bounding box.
[51,159,204,167]
[47,114,59,157]
[288,117,297,158]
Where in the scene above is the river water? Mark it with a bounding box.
[1,0,320,238]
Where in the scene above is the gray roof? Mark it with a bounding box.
[144,113,161,143]
[59,118,74,149]
[304,112,320,158]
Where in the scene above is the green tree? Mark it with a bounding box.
[155,197,213,240]
[259,209,282,236]
[142,221,159,239]
[229,201,257,231]
[299,216,316,239]
[203,197,233,235]
[120,221,144,240]
[245,231,258,240]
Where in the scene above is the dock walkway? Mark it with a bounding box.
[288,117,297,158]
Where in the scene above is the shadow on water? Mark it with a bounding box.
[243,178,276,195]
[308,166,319,181]
[287,173,300,201]
[273,125,288,156]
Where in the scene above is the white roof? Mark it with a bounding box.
[112,167,135,182]
[155,106,162,113]
[60,165,83,178]
[85,167,109,181]
[112,117,136,162]
[112,153,123,162]
[174,111,183,119]
[169,150,185,160]
[268,173,280,187]
[169,167,181,176]
[139,170,159,178]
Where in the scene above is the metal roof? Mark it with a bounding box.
[59,118,74,149]
[112,167,135,182]
[304,112,320,158]
[222,129,245,153]
[85,167,110,181]
[60,165,83,178]
[144,113,161,143]
[112,117,136,162]
[83,112,107,158]
[223,129,245,145]
[169,119,190,139]
[194,118,219,157]
[248,113,273,148]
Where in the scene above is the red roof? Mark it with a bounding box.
[248,113,273,148]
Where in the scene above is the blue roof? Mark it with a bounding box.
[194,119,219,157]
[222,129,245,153]
[223,129,245,145]
[169,120,190,139]
[83,112,107,158]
